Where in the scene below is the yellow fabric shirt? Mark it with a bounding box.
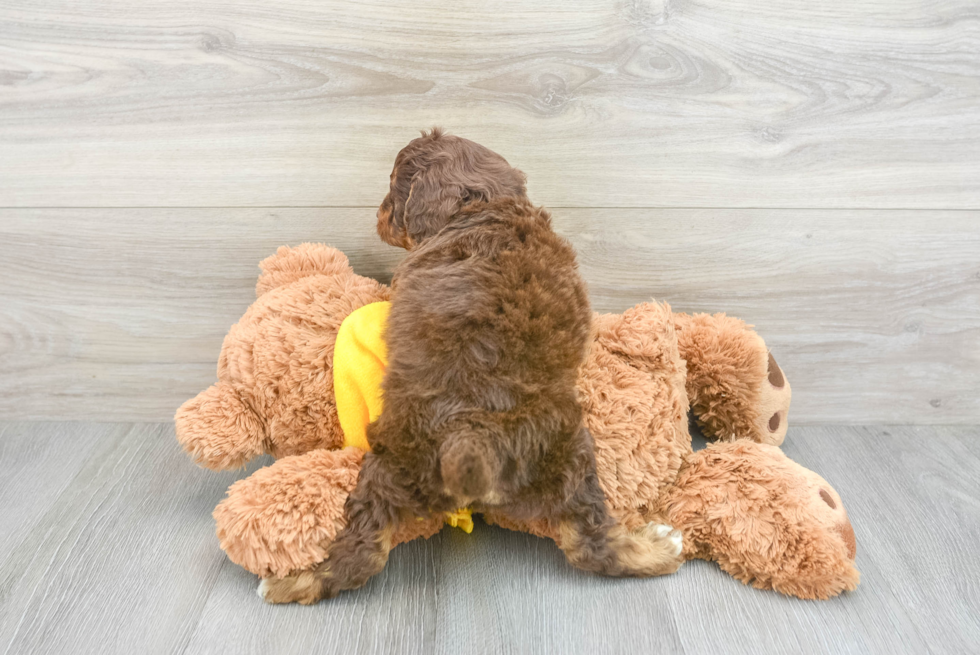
[333,301,473,534]
[333,301,390,453]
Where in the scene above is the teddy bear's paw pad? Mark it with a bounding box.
[767,353,785,388]
[755,352,792,446]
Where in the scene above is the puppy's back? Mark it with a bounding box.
[378,198,591,504]
[386,199,589,396]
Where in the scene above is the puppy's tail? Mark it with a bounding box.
[439,427,499,502]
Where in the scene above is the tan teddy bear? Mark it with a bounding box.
[175,243,858,602]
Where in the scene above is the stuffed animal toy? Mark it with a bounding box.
[175,243,859,602]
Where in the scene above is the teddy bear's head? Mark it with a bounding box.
[176,244,390,470]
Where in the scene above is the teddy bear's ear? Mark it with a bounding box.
[255,244,354,298]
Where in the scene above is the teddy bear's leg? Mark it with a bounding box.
[213,448,365,580]
[673,312,791,445]
[175,382,266,470]
[216,445,444,604]
[259,450,417,604]
[260,440,677,602]
[666,442,859,600]
[254,243,358,298]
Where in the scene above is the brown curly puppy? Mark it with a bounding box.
[262,130,683,604]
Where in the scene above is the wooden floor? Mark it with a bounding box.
[1,421,977,655]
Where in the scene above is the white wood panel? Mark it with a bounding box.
[1,208,977,423]
[1,0,978,207]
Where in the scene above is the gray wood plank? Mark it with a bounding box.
[0,422,107,557]
[1,422,978,655]
[2,209,978,424]
[0,422,268,655]
[786,425,980,653]
[183,538,440,655]
[1,0,978,208]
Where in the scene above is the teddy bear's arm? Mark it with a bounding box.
[175,381,266,470]
[673,312,791,446]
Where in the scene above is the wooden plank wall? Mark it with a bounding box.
[1,0,978,423]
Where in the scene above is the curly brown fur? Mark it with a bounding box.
[376,128,528,249]
[263,133,682,603]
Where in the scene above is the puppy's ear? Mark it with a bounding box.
[401,166,467,244]
[402,137,528,244]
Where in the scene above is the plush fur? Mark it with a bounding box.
[375,128,528,249]
[667,441,859,600]
[175,244,389,469]
[176,243,857,602]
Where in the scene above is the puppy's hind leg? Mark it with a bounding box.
[558,446,684,578]
[260,453,401,604]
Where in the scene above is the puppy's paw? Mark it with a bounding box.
[610,522,685,577]
[644,523,683,557]
[257,570,328,605]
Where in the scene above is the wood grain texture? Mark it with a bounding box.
[0,422,268,655]
[0,422,978,654]
[1,208,977,424]
[1,0,978,208]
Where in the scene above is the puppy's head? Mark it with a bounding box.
[377,128,527,248]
